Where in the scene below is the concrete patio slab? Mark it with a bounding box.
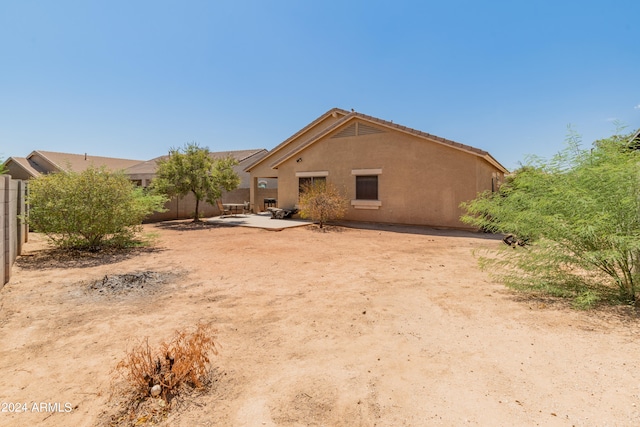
[206,212,312,230]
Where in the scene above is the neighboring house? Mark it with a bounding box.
[3,149,274,221]
[3,150,142,180]
[125,149,271,189]
[246,108,508,229]
[127,149,274,221]
[629,128,640,148]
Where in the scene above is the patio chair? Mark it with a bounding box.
[216,199,231,217]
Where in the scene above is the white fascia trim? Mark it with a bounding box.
[295,171,329,177]
[351,199,382,209]
[351,168,382,175]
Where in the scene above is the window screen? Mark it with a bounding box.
[355,175,378,200]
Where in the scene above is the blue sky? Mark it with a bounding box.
[1,0,639,170]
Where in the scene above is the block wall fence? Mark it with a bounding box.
[1,175,28,288]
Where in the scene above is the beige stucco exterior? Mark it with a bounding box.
[247,108,507,229]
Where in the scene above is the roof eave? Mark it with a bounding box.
[245,108,350,172]
[31,150,64,172]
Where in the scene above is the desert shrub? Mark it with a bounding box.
[298,181,348,229]
[27,166,166,250]
[115,323,218,403]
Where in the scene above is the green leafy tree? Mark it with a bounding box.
[0,157,8,175]
[152,143,241,222]
[298,181,348,229]
[27,166,167,250]
[461,131,640,308]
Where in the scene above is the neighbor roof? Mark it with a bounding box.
[31,150,143,172]
[3,150,144,179]
[125,149,268,175]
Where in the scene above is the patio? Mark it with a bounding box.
[206,212,311,230]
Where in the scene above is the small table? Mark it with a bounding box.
[223,203,246,216]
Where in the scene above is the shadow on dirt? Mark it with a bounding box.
[152,220,234,232]
[307,224,347,233]
[334,221,504,240]
[507,291,640,321]
[16,246,165,270]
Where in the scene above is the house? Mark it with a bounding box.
[246,108,508,229]
[3,150,143,180]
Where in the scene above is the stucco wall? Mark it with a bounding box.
[275,123,503,229]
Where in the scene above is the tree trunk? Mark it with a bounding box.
[193,196,200,222]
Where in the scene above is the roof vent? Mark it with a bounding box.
[331,123,357,138]
[331,122,385,139]
[357,123,384,136]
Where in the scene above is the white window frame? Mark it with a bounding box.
[295,171,329,177]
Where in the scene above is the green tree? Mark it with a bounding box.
[0,157,8,175]
[152,143,241,222]
[298,180,348,229]
[27,166,167,250]
[461,131,640,308]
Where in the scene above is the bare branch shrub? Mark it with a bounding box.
[115,323,219,403]
[298,181,348,229]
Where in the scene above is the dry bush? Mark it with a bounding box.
[298,181,348,229]
[116,323,219,403]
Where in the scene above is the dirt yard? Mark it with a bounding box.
[1,220,640,426]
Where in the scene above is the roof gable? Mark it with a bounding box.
[261,109,508,173]
[4,157,42,179]
[245,108,350,172]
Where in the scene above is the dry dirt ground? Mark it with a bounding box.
[1,220,640,427]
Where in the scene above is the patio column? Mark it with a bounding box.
[249,175,258,213]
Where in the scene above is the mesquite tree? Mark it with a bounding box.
[461,131,640,308]
[152,143,240,222]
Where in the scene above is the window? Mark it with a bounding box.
[298,176,326,196]
[355,175,378,200]
[351,168,382,209]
